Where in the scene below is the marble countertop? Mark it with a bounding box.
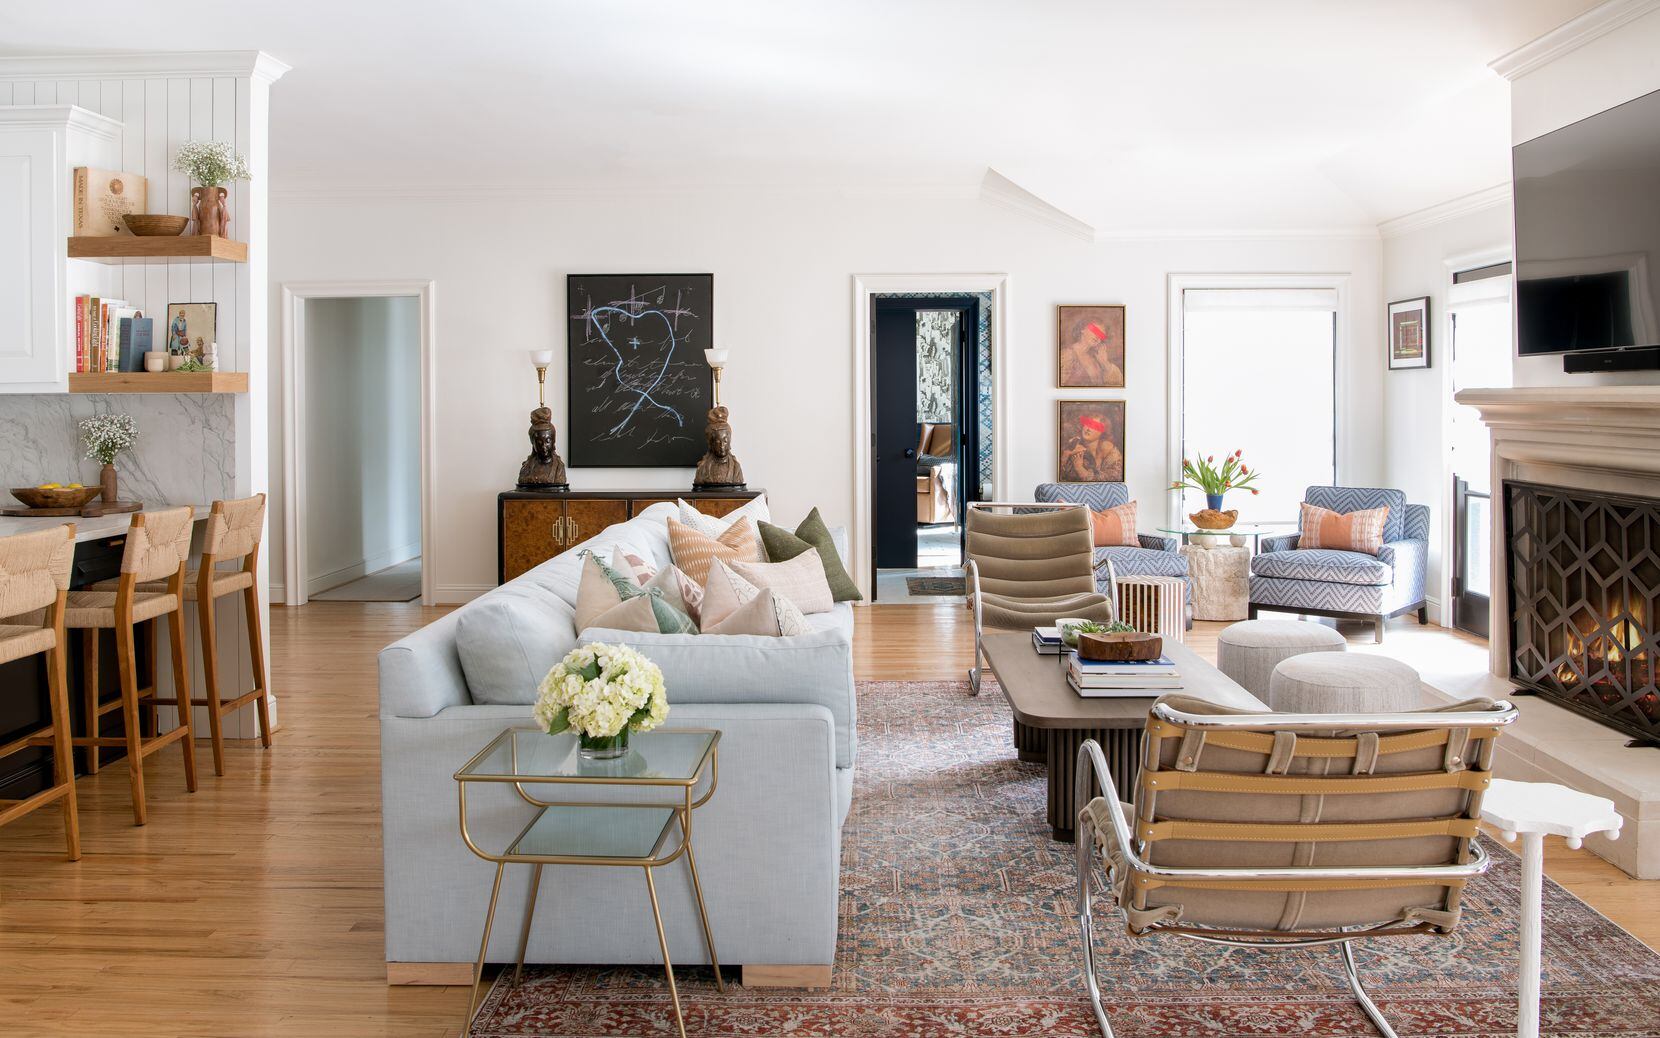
[0,506,208,543]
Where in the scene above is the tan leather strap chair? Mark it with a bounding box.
[0,525,80,864]
[963,502,1116,694]
[1075,694,1517,1038]
[99,495,270,775]
[66,506,197,825]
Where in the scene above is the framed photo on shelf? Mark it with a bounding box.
[1058,400,1125,483]
[1387,296,1430,370]
[1057,304,1125,388]
[164,302,216,359]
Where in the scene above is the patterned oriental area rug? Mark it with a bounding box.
[469,680,1660,1038]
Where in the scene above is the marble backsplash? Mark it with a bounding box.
[0,395,235,507]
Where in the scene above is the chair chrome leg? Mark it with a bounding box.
[1338,939,1399,1038]
[968,664,981,695]
[1075,813,1116,1038]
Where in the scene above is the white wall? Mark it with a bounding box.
[1381,203,1513,621]
[298,296,421,593]
[1507,0,1660,387]
[269,188,1384,600]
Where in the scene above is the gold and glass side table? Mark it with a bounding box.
[453,726,724,1038]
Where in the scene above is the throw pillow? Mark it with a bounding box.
[706,587,811,637]
[1088,501,1139,548]
[1297,502,1389,556]
[582,594,659,634]
[758,507,862,602]
[574,552,626,631]
[609,548,656,587]
[644,563,703,625]
[675,496,771,555]
[700,557,758,628]
[731,550,835,615]
[667,516,760,586]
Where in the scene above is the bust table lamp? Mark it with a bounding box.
[694,347,745,490]
[517,349,568,490]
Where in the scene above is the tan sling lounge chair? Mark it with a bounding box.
[1075,694,1517,1038]
[964,502,1116,694]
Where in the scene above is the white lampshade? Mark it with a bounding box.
[704,348,730,368]
[529,349,556,367]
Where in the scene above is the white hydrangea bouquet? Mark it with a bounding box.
[534,643,668,759]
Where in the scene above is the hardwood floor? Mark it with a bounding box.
[0,600,1652,1036]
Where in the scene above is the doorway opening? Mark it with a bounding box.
[280,281,436,606]
[870,294,988,602]
[1446,259,1513,638]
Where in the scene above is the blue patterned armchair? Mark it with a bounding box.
[1248,485,1429,643]
[1033,483,1189,598]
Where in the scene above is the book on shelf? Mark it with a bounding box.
[127,316,153,371]
[72,167,147,237]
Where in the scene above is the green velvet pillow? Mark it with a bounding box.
[760,508,862,602]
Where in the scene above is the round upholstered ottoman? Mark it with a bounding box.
[1268,653,1423,714]
[1216,619,1346,700]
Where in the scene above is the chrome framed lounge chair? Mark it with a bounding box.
[964,501,1117,695]
[1074,694,1517,1038]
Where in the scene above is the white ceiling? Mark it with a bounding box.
[0,0,1599,233]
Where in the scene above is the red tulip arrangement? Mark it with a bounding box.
[1171,449,1262,498]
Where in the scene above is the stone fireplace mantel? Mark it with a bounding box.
[1455,385,1660,878]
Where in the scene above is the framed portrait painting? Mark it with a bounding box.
[1058,400,1125,483]
[164,302,216,359]
[1057,304,1125,388]
[1388,296,1430,370]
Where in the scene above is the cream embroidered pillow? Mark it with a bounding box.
[730,551,834,615]
[700,557,759,628]
[706,587,811,637]
[1297,502,1389,556]
[667,516,760,586]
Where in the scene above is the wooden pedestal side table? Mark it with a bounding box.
[454,727,724,1038]
[1479,778,1623,1038]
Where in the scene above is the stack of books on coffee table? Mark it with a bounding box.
[1066,651,1182,697]
[1032,627,1064,655]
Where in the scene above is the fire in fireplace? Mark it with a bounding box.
[1506,480,1660,742]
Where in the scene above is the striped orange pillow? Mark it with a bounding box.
[1298,502,1389,556]
[667,516,760,586]
[1088,501,1139,548]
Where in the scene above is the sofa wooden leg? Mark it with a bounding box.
[1247,605,1259,620]
[387,962,475,986]
[1373,616,1385,644]
[1418,605,1429,625]
[742,964,833,988]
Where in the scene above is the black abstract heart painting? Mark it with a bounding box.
[566,274,714,467]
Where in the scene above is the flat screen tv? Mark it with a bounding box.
[1514,86,1660,356]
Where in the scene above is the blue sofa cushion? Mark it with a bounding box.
[1251,548,1392,587]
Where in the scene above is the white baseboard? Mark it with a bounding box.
[434,584,491,605]
[307,541,422,596]
[270,583,285,605]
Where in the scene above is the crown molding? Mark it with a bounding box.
[1489,0,1660,80]
[1377,183,1512,238]
[1096,225,1380,241]
[272,179,979,204]
[0,50,290,83]
[977,168,1095,242]
[0,104,123,139]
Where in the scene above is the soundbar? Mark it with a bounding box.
[1564,346,1660,373]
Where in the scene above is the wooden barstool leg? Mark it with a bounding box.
[82,630,100,775]
[114,621,147,826]
[46,635,80,861]
[244,582,271,749]
[142,618,159,738]
[198,594,225,776]
[167,606,197,793]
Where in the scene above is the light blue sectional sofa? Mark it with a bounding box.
[377,502,854,979]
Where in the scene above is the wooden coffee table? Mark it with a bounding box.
[980,632,1266,841]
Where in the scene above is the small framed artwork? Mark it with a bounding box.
[1387,296,1430,370]
[1057,304,1126,388]
[1058,400,1125,483]
[165,302,217,359]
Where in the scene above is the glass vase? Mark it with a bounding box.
[578,728,630,761]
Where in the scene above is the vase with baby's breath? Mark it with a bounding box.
[80,412,137,504]
[172,139,251,237]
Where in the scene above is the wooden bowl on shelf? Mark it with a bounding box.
[11,486,101,510]
[123,214,189,236]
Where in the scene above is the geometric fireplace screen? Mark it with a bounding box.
[1506,479,1660,743]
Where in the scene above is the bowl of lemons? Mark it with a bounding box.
[11,483,101,510]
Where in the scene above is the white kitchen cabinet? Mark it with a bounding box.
[0,106,121,393]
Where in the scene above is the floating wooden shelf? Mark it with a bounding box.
[67,235,248,263]
[68,371,248,394]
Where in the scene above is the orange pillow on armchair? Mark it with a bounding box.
[1297,502,1389,556]
[1089,501,1139,547]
